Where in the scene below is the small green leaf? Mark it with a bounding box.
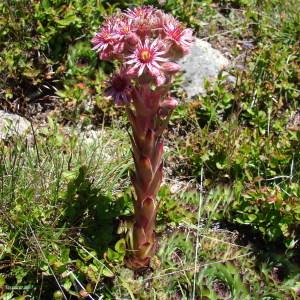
[102,267,114,278]
[115,238,126,254]
[0,275,5,288]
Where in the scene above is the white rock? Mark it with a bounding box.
[0,111,31,140]
[179,38,230,99]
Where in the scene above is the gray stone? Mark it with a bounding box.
[0,111,31,140]
[179,38,230,99]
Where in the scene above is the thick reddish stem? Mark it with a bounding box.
[125,88,166,270]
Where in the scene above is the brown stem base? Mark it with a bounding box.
[125,256,151,270]
[125,223,157,270]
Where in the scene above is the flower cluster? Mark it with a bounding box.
[92,6,194,104]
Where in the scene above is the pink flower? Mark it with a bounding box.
[124,6,155,19]
[116,18,134,36]
[102,14,121,27]
[157,12,178,28]
[113,19,140,53]
[125,6,161,37]
[105,70,132,106]
[163,23,194,55]
[126,39,167,85]
[91,25,119,60]
[92,26,116,52]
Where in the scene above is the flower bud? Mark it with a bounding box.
[162,62,181,74]
[125,32,140,46]
[159,97,178,117]
[160,97,178,109]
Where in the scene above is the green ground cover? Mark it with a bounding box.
[0,0,300,299]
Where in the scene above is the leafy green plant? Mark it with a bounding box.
[0,0,115,117]
[179,0,300,249]
[66,42,97,77]
[230,182,300,247]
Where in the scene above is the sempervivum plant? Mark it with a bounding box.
[92,6,194,269]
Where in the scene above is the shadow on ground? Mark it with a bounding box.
[59,166,130,256]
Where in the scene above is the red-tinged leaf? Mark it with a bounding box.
[147,162,163,196]
[133,224,147,247]
[144,129,155,156]
[131,172,144,202]
[139,115,155,139]
[152,140,164,172]
[137,156,153,185]
[142,197,155,209]
[140,197,156,230]
[136,215,149,228]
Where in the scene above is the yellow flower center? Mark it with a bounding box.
[123,26,130,33]
[103,33,112,41]
[140,50,152,63]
